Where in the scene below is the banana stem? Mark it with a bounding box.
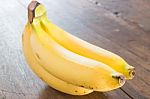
[112,75,126,86]
[28,1,40,23]
[129,68,136,79]
[118,75,126,86]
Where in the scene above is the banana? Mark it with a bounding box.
[23,1,126,94]
[38,5,135,79]
[29,11,125,91]
[22,22,93,95]
[22,1,94,95]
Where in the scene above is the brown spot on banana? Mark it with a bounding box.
[39,76,44,81]
[35,53,40,60]
[22,34,24,44]
[88,86,93,89]
[79,85,94,90]
[22,34,24,40]
[80,85,84,88]
[75,90,78,93]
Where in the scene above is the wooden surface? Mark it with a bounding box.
[0,0,150,99]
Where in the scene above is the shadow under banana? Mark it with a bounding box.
[38,86,108,99]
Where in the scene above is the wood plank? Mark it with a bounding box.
[88,0,150,32]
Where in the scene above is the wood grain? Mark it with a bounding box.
[88,0,150,32]
[0,0,149,99]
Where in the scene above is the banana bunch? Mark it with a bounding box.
[22,1,135,95]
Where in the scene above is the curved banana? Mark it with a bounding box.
[22,22,93,95]
[30,15,125,91]
[39,6,135,79]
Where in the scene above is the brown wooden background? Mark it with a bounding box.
[0,0,149,99]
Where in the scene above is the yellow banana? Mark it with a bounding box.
[23,1,126,94]
[38,5,135,79]
[22,22,93,95]
[30,14,125,91]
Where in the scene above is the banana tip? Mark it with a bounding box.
[112,74,126,86]
[118,75,126,86]
[129,68,135,79]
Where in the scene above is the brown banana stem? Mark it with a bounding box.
[129,68,136,79]
[112,75,126,86]
[118,75,125,86]
[28,1,40,23]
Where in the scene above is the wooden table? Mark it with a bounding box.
[0,0,150,99]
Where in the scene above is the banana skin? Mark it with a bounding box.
[35,4,135,79]
[30,18,125,91]
[21,1,132,95]
[22,22,93,95]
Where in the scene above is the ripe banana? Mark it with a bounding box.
[38,4,135,79]
[29,12,125,92]
[22,22,93,95]
[22,1,127,95]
